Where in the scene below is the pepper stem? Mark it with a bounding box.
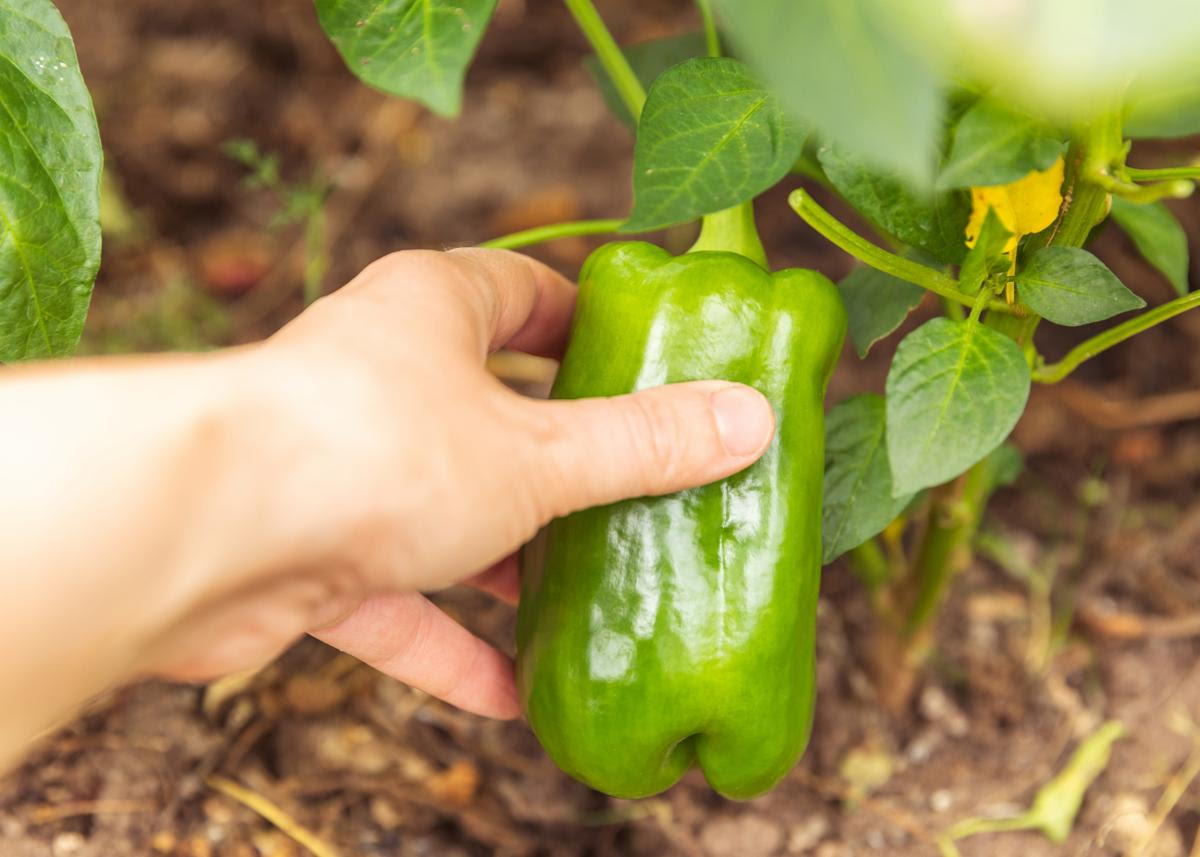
[688,201,769,268]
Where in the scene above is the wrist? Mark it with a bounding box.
[134,344,380,674]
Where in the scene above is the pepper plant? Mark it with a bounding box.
[4,0,1200,800]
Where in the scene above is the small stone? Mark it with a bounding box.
[369,796,405,830]
[930,789,953,813]
[919,686,969,736]
[701,814,784,857]
[787,815,830,852]
[814,843,849,857]
[905,727,941,764]
[1104,794,1184,857]
[51,832,85,857]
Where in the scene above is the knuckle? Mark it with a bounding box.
[521,404,578,520]
[623,393,691,488]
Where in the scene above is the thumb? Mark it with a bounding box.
[535,380,776,517]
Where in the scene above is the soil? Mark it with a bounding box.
[4,1,1200,855]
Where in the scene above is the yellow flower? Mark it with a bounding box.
[965,157,1065,301]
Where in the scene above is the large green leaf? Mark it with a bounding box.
[1109,197,1190,296]
[585,33,707,128]
[818,143,970,265]
[822,394,914,564]
[713,0,941,182]
[0,0,101,362]
[1016,246,1145,326]
[939,100,1065,189]
[886,318,1030,495]
[623,58,803,232]
[837,265,925,358]
[313,0,498,117]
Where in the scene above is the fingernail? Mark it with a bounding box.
[711,386,775,457]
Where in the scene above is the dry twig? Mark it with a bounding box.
[206,774,341,857]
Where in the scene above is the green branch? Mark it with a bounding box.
[787,189,1014,314]
[480,218,627,250]
[1127,165,1200,182]
[562,0,646,120]
[1086,168,1193,203]
[1033,290,1200,383]
[696,0,721,57]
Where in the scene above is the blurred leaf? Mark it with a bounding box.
[1027,721,1126,843]
[1125,79,1200,138]
[1109,197,1190,296]
[713,0,941,182]
[313,0,498,117]
[838,265,925,358]
[939,100,1065,189]
[819,143,970,265]
[0,0,102,362]
[960,208,1013,293]
[985,442,1024,490]
[823,394,914,564]
[585,33,708,127]
[942,720,1125,853]
[1016,247,1145,326]
[887,318,1030,496]
[623,58,803,232]
[903,0,1200,123]
[99,168,139,241]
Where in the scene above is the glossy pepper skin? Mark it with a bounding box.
[516,241,846,800]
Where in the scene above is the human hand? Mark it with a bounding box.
[149,249,776,719]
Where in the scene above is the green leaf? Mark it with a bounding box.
[823,394,914,564]
[939,100,1065,189]
[0,0,102,362]
[1026,721,1125,844]
[985,442,1024,490]
[838,266,925,358]
[1109,197,1190,296]
[623,58,803,232]
[959,208,1013,293]
[585,33,707,128]
[900,1,1200,124]
[313,0,498,117]
[886,318,1030,495]
[713,0,941,183]
[1017,246,1146,326]
[943,720,1125,850]
[818,142,970,265]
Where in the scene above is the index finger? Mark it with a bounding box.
[444,248,578,359]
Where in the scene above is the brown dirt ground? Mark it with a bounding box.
[4,1,1200,855]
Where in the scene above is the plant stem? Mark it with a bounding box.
[688,201,767,267]
[696,0,721,56]
[848,538,892,593]
[302,205,327,306]
[1028,147,1108,253]
[1033,290,1200,383]
[788,189,1013,314]
[904,460,997,636]
[562,0,646,120]
[1127,165,1200,182]
[480,218,627,250]
[1086,170,1193,203]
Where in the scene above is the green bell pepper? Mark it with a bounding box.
[516,236,846,800]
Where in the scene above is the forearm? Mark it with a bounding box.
[0,348,333,767]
